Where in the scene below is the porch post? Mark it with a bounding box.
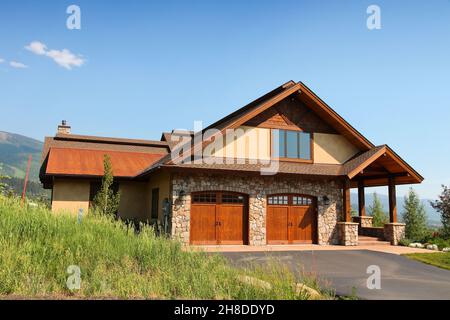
[357,179,365,217]
[343,178,351,222]
[388,176,397,223]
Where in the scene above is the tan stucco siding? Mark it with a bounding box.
[313,133,360,164]
[118,182,149,221]
[211,126,271,160]
[147,170,171,221]
[51,179,90,214]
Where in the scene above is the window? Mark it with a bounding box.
[292,196,313,206]
[192,192,217,203]
[151,188,159,219]
[273,129,311,160]
[268,195,288,205]
[222,193,244,204]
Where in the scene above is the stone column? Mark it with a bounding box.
[352,216,373,228]
[337,222,358,246]
[384,223,405,245]
[248,194,266,246]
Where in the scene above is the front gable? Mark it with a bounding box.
[214,93,362,164]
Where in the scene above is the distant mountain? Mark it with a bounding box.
[0,131,43,181]
[351,192,441,226]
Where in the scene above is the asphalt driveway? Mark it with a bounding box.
[221,250,450,300]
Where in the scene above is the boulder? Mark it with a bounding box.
[237,275,272,290]
[442,247,450,253]
[295,283,322,300]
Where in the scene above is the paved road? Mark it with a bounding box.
[221,250,450,300]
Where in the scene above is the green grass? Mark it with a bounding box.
[0,196,330,299]
[404,252,450,271]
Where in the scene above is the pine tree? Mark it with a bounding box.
[369,192,388,227]
[93,155,121,217]
[402,188,427,241]
[430,185,450,239]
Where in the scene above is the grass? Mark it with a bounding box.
[404,252,450,271]
[0,196,331,299]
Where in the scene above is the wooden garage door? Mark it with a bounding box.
[190,192,248,245]
[267,194,317,244]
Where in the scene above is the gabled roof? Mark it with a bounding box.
[343,145,424,187]
[138,80,376,176]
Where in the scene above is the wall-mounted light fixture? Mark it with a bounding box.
[322,195,330,205]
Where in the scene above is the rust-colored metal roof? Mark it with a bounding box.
[45,148,165,177]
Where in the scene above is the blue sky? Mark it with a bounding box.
[0,0,449,199]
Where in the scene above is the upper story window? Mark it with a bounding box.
[273,129,312,161]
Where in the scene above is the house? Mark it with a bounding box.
[39,81,423,246]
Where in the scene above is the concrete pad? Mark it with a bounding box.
[188,244,435,255]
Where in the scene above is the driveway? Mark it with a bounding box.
[221,250,450,300]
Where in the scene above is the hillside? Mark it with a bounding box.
[351,193,441,227]
[0,131,42,181]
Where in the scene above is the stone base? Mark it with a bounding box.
[337,222,359,246]
[384,223,406,245]
[352,216,373,228]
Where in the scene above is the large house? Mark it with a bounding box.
[39,81,423,246]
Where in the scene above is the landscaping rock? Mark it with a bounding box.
[442,247,450,252]
[426,244,439,251]
[237,275,272,290]
[409,242,424,248]
[295,283,322,300]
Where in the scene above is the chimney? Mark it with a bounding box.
[57,120,71,134]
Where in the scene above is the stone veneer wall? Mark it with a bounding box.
[170,172,343,246]
[337,222,358,246]
[384,223,406,245]
[352,216,373,228]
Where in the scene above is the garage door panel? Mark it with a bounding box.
[190,192,248,245]
[267,206,289,244]
[190,204,217,245]
[218,205,246,245]
[289,206,313,244]
[267,195,316,245]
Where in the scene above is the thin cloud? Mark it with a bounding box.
[25,41,47,55]
[10,61,28,68]
[25,41,85,70]
[0,58,4,63]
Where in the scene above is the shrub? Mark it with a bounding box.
[399,238,412,247]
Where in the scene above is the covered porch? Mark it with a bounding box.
[339,145,424,246]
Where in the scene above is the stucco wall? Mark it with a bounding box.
[171,172,342,246]
[147,170,171,221]
[51,178,90,214]
[313,133,360,164]
[211,126,271,160]
[118,181,150,221]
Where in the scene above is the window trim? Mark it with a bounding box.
[270,129,314,163]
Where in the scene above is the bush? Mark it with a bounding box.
[0,195,330,299]
[399,238,412,247]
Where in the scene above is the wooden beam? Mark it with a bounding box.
[358,179,365,217]
[388,176,397,223]
[343,178,351,222]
